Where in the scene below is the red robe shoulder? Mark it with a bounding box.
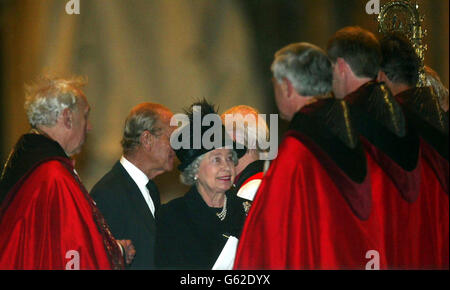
[234,134,384,270]
[0,160,116,270]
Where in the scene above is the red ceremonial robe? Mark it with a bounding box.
[420,139,449,268]
[346,82,448,269]
[0,159,122,270]
[363,142,445,269]
[395,86,448,195]
[0,134,123,270]
[394,87,449,268]
[364,134,449,269]
[234,99,385,270]
[234,133,385,269]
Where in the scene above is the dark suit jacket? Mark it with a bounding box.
[90,161,157,269]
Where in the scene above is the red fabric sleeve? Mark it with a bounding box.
[0,161,114,270]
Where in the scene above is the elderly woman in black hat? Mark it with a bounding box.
[155,100,248,269]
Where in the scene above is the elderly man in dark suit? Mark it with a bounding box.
[91,103,175,269]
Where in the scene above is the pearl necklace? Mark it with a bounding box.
[216,196,227,221]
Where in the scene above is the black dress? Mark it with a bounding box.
[155,186,247,269]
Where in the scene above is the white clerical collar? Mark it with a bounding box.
[120,156,149,189]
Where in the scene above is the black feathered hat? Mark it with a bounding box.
[171,99,247,171]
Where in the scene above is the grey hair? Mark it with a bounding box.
[180,150,238,186]
[121,103,171,155]
[24,76,87,127]
[271,42,332,96]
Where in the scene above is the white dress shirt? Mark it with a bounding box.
[120,156,156,217]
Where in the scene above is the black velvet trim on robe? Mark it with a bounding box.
[0,133,69,204]
[396,87,449,161]
[345,81,421,171]
[288,98,367,184]
[287,98,373,220]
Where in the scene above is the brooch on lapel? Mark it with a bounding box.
[242,201,252,216]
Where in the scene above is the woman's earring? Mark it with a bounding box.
[194,176,198,181]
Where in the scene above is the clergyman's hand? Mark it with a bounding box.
[118,239,136,265]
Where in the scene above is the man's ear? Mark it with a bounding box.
[377,70,387,83]
[62,108,72,129]
[336,58,347,75]
[140,130,154,150]
[285,78,296,98]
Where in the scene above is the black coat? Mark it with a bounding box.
[234,160,266,189]
[90,161,157,269]
[155,186,247,269]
